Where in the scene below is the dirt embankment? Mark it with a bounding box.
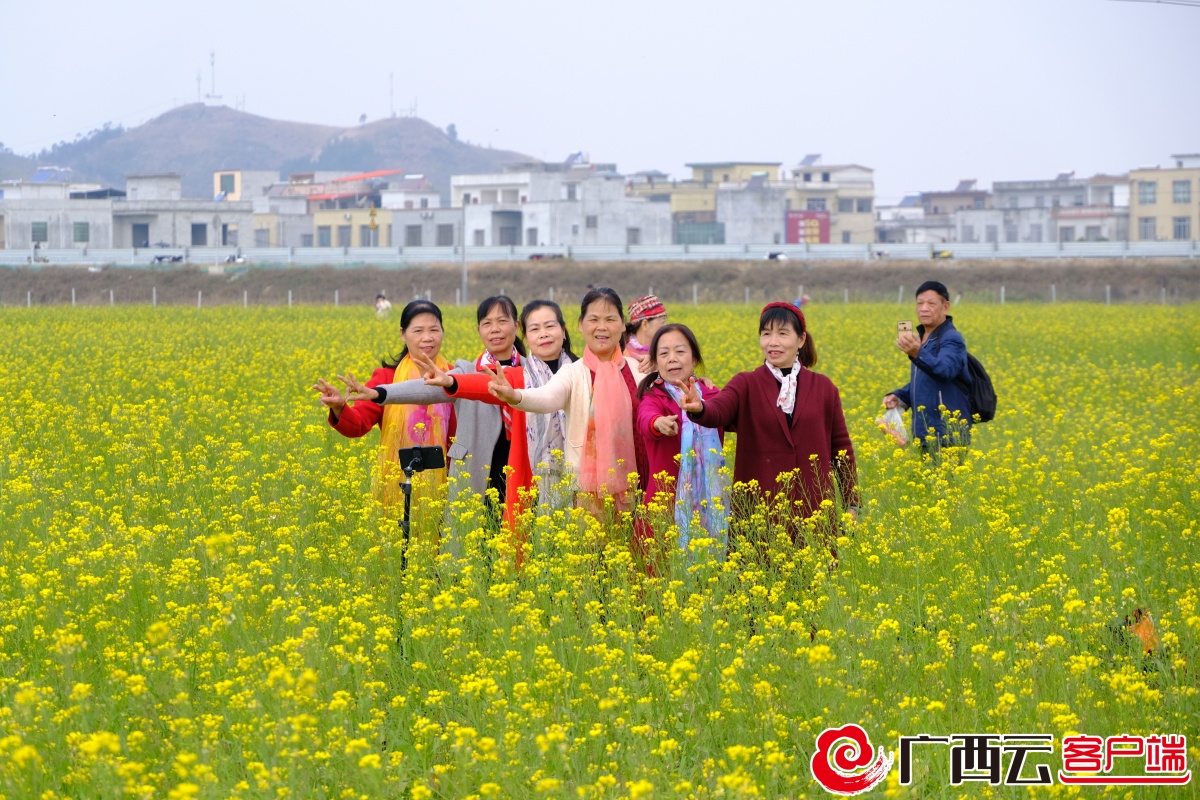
[2,258,1197,307]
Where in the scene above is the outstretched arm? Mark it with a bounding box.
[687,373,744,430]
[512,364,572,414]
[452,367,523,405]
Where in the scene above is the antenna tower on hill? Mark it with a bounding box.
[206,51,223,104]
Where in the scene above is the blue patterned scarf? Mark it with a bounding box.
[663,382,731,558]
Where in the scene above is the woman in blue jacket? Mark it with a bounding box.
[883,281,972,452]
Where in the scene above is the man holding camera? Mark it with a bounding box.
[883,280,972,453]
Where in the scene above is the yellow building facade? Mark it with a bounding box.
[1128,163,1199,241]
[313,207,392,248]
[785,164,876,244]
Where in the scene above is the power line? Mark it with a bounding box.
[1109,0,1200,6]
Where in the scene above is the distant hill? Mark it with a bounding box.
[0,148,36,183]
[3,104,535,198]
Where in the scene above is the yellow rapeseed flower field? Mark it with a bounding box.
[0,303,1197,798]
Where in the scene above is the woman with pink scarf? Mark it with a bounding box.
[484,287,649,512]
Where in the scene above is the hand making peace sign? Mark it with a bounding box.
[482,360,522,405]
[671,376,704,414]
[410,351,455,388]
[336,371,379,403]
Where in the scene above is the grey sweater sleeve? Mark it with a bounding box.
[375,365,466,405]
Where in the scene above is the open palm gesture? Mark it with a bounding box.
[337,371,379,402]
[672,376,704,414]
[483,361,522,405]
[411,351,454,388]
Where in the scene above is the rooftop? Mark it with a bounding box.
[686,161,782,168]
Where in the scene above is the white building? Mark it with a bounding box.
[451,161,672,247]
[956,172,1129,243]
[716,178,789,245]
[0,180,117,250]
[875,194,929,243]
[114,175,253,247]
[380,175,442,211]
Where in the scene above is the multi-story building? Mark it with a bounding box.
[452,161,672,247]
[213,170,280,202]
[1,172,253,250]
[626,157,876,244]
[380,175,442,211]
[1052,174,1129,242]
[114,174,253,247]
[784,156,875,244]
[875,195,929,244]
[912,180,990,243]
[955,172,1128,243]
[0,177,118,250]
[1128,154,1200,242]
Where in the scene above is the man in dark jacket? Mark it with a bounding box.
[883,280,972,452]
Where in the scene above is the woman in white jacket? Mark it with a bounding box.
[485,287,648,512]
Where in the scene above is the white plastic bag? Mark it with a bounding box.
[877,406,908,446]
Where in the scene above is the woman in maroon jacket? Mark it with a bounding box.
[677,302,859,537]
[636,323,730,558]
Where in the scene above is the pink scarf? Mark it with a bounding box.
[580,347,637,499]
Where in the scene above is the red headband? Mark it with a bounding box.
[761,301,806,331]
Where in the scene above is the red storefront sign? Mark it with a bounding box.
[786,210,831,244]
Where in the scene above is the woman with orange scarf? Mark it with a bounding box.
[313,300,454,523]
[484,288,649,512]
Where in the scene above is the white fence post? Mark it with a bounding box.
[335,289,339,307]
[549,287,555,302]
[897,285,904,304]
[197,290,202,309]
[288,289,293,308]
[1161,286,1167,305]
[692,283,698,306]
[1105,285,1111,305]
[243,289,248,308]
[455,287,461,306]
[72,288,76,307]
[843,288,849,304]
[1000,286,1005,305]
[1051,284,1056,303]
[27,291,31,307]
[152,287,157,307]
[744,286,750,304]
[109,289,114,306]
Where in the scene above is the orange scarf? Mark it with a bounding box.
[579,347,637,504]
[375,354,452,514]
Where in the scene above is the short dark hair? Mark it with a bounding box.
[759,305,817,368]
[383,300,443,367]
[916,280,950,301]
[637,323,703,398]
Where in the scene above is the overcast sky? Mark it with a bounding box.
[3,0,1197,202]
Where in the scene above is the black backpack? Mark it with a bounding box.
[956,353,996,423]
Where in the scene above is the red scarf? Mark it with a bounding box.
[477,348,521,437]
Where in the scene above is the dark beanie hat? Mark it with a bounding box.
[916,280,950,300]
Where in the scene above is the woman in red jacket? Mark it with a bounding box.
[635,323,730,557]
[676,302,859,539]
[312,300,454,520]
